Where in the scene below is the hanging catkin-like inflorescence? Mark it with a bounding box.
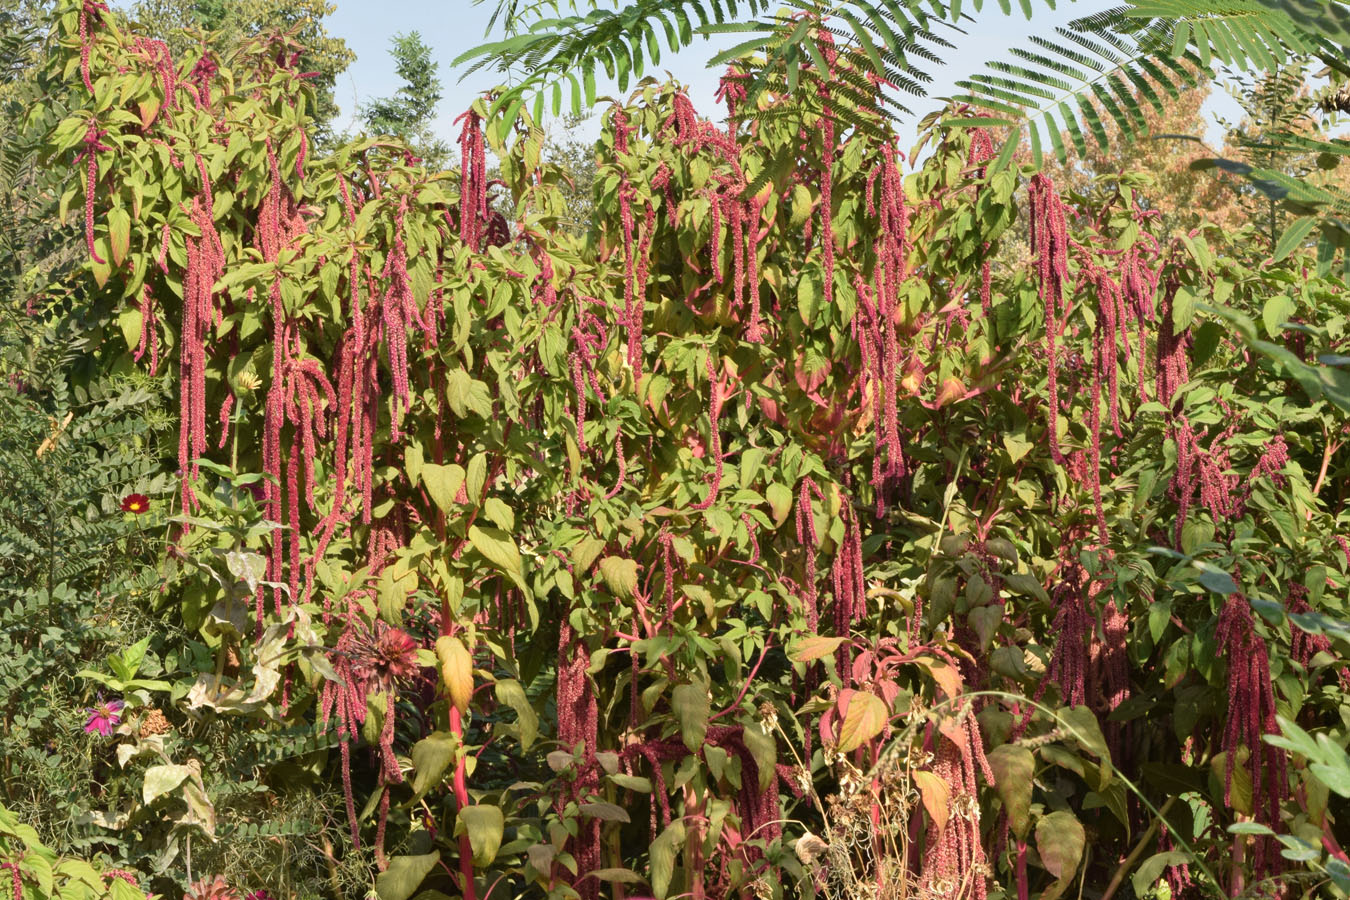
[134,284,160,374]
[78,0,109,95]
[455,110,488,251]
[1153,267,1199,547]
[279,342,337,603]
[179,159,225,512]
[556,620,601,900]
[796,477,825,630]
[76,121,111,265]
[132,37,178,120]
[830,499,865,681]
[187,53,218,110]
[1028,175,1070,464]
[966,125,995,316]
[1046,559,1093,708]
[255,141,311,606]
[1117,203,1162,404]
[569,306,609,454]
[1215,594,1288,882]
[691,349,725,510]
[319,616,420,849]
[921,708,994,900]
[858,144,910,512]
[380,199,419,437]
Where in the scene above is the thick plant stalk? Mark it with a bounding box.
[450,705,477,900]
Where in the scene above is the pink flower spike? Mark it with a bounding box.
[83,697,124,736]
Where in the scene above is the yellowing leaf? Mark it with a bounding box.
[789,635,847,662]
[836,691,888,753]
[766,483,792,527]
[913,770,951,833]
[435,635,474,714]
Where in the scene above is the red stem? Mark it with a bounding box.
[450,705,477,900]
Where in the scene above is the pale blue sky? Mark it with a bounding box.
[325,0,1242,149]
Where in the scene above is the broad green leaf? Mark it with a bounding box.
[456,806,504,866]
[650,820,686,899]
[421,464,466,512]
[599,556,638,598]
[494,678,539,749]
[468,525,524,582]
[411,732,457,797]
[375,853,440,900]
[571,536,607,574]
[672,680,710,752]
[142,764,192,803]
[987,744,1034,838]
[1035,810,1085,889]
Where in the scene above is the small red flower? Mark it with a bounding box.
[120,493,150,514]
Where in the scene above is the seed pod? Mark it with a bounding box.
[435,635,474,714]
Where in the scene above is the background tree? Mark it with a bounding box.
[358,31,451,170]
[1216,63,1350,250]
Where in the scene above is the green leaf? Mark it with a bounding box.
[107,207,131,267]
[1172,285,1197,332]
[494,678,539,749]
[1262,294,1296,339]
[797,272,820,326]
[587,868,645,884]
[571,536,606,575]
[456,806,504,866]
[446,367,493,419]
[410,732,457,798]
[672,680,710,752]
[1035,810,1085,892]
[468,525,523,582]
[1196,566,1238,595]
[483,497,514,531]
[837,691,888,753]
[608,773,653,792]
[1273,217,1317,261]
[375,853,440,900]
[1132,851,1190,896]
[580,802,631,822]
[742,723,777,792]
[421,464,466,513]
[987,744,1034,838]
[1061,706,1110,763]
[599,556,638,599]
[650,820,686,899]
[766,483,792,527]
